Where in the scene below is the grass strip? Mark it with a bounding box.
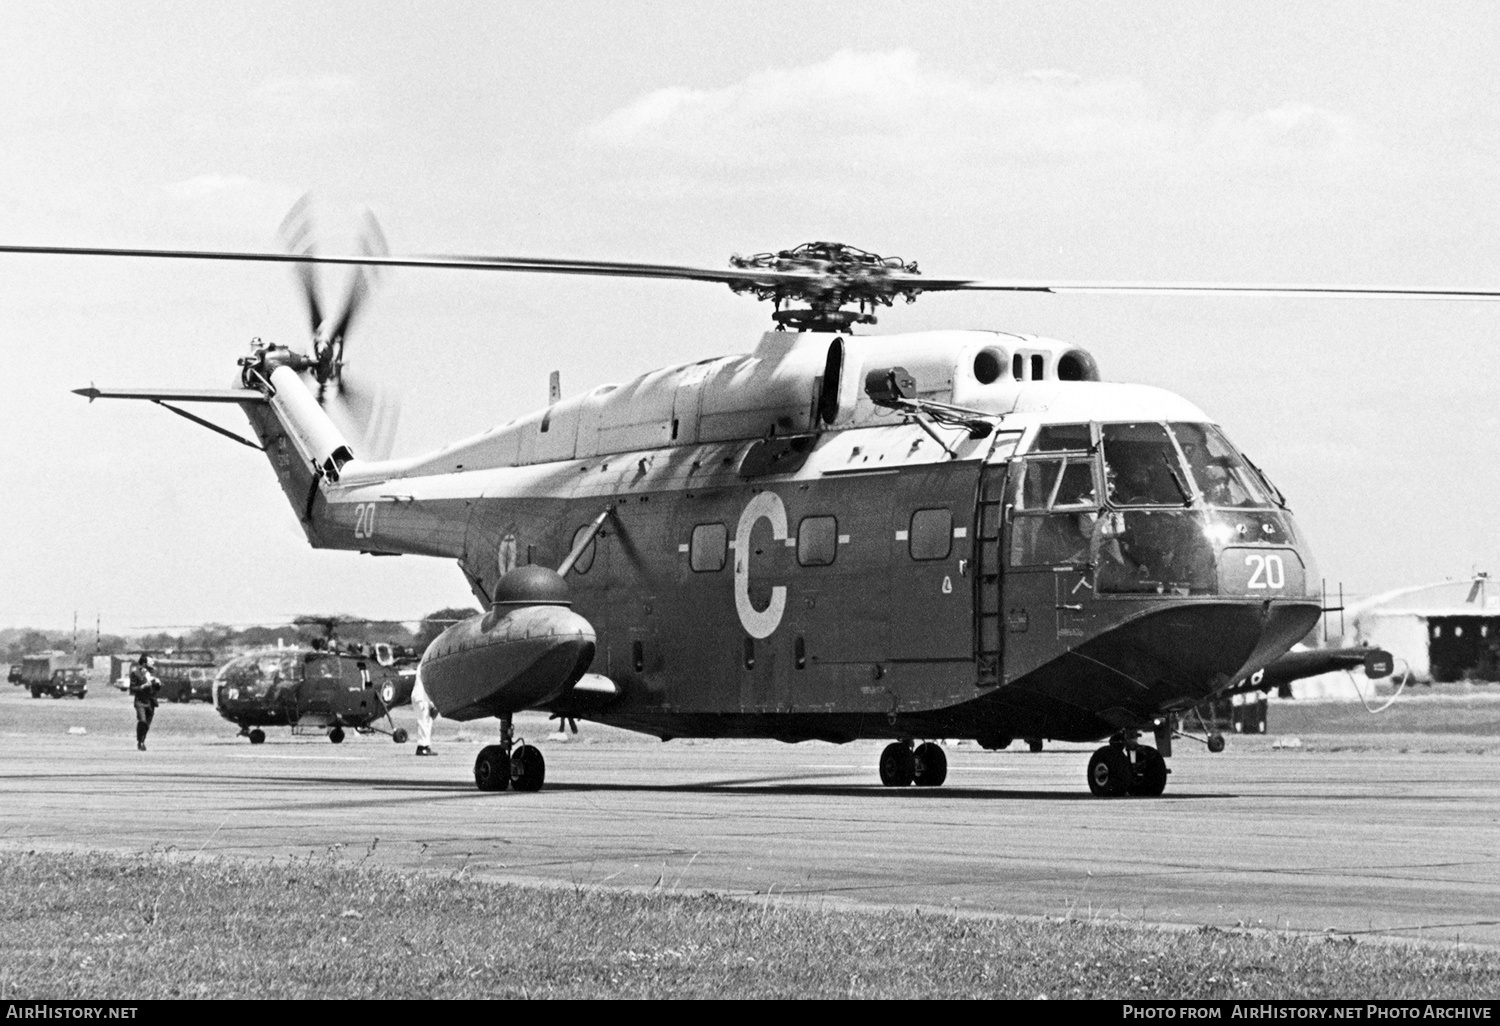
[1,849,1497,999]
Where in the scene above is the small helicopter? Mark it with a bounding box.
[10,205,1496,795]
[212,615,419,745]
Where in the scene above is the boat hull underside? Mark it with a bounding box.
[554,600,1321,744]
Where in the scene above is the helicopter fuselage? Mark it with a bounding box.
[239,328,1322,748]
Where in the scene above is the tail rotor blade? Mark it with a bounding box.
[278,195,325,337]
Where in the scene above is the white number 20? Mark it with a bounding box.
[353,503,377,540]
[1245,553,1285,590]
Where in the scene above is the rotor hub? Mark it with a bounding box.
[730,242,920,331]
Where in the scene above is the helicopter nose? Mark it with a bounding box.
[419,605,597,721]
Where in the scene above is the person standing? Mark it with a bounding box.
[411,670,436,756]
[128,653,161,751]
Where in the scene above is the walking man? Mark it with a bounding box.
[129,653,161,751]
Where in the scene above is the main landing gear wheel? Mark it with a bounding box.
[510,744,545,792]
[474,745,510,792]
[912,742,947,787]
[1087,745,1133,797]
[391,728,409,744]
[328,727,345,744]
[1128,746,1169,797]
[879,742,915,787]
[248,729,266,745]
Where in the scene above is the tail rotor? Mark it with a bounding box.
[278,198,401,460]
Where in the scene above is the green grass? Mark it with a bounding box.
[2,851,1498,999]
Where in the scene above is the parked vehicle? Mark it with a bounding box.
[21,652,81,696]
[7,664,22,685]
[30,665,88,700]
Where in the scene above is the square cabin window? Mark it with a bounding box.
[910,508,952,560]
[690,523,727,572]
[798,515,838,567]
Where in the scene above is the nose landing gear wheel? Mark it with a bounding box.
[510,744,546,792]
[1127,745,1169,797]
[391,728,409,744]
[879,742,915,787]
[248,729,266,745]
[474,745,510,792]
[912,742,947,786]
[328,727,345,744]
[1087,745,1132,797]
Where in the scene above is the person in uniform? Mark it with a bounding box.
[411,669,437,756]
[128,653,161,751]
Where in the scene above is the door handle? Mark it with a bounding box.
[1055,603,1084,611]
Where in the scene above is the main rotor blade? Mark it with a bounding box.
[918,278,1500,299]
[0,243,822,288]
[9,241,1499,300]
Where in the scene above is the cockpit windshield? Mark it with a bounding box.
[1170,423,1275,509]
[1014,420,1298,595]
[1099,423,1191,506]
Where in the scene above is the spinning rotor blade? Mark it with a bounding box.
[6,240,1500,301]
[277,196,325,336]
[326,366,401,461]
[325,210,389,347]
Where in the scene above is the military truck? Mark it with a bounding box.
[21,652,87,699]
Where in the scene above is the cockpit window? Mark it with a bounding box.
[1016,457,1097,511]
[1030,423,1092,453]
[1169,423,1274,509]
[1100,423,1190,507]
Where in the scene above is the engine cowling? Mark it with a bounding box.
[419,567,597,721]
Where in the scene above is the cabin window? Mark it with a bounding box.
[909,508,952,560]
[1031,354,1045,380]
[690,523,727,572]
[1012,354,1024,380]
[797,515,838,567]
[570,525,596,574]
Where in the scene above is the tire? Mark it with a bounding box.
[510,744,546,792]
[248,729,266,745]
[391,728,409,744]
[1127,746,1169,797]
[878,742,915,787]
[30,686,41,699]
[976,735,1012,751]
[474,745,510,792]
[1087,746,1132,797]
[329,727,345,744]
[912,742,947,786]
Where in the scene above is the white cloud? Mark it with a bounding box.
[582,50,1370,175]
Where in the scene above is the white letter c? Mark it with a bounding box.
[735,491,787,639]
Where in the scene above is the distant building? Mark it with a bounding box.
[1349,575,1500,683]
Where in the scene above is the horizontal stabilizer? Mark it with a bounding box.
[73,385,266,404]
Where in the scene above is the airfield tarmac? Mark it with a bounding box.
[3,682,1499,947]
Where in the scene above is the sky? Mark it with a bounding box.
[3,0,1499,632]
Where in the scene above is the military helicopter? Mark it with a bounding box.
[212,615,420,745]
[9,207,1497,795]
